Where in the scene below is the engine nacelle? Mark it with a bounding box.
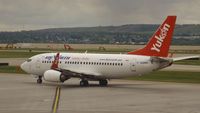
[43,70,62,82]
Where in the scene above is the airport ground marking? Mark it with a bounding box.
[52,86,61,113]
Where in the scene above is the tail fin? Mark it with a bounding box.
[51,53,60,69]
[128,16,176,57]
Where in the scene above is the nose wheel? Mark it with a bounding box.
[37,76,42,84]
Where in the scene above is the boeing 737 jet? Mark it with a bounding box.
[21,16,199,86]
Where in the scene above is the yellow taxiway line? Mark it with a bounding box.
[52,86,61,113]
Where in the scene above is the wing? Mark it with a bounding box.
[51,53,104,80]
[172,56,200,62]
[56,67,101,77]
[54,68,104,80]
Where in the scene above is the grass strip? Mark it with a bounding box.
[126,71,200,83]
[0,66,26,74]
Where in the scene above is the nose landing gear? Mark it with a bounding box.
[37,76,42,84]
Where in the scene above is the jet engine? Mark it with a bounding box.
[43,70,69,82]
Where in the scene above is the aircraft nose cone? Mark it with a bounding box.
[20,62,28,72]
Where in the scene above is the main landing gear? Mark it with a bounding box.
[99,79,108,86]
[79,79,108,87]
[37,76,42,84]
[80,79,89,86]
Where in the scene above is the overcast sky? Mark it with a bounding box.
[0,0,200,31]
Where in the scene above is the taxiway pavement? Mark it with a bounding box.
[0,73,200,113]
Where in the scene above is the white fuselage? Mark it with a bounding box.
[22,53,161,79]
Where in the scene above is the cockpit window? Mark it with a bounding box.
[26,59,32,62]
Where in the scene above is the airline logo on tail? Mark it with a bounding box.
[151,23,170,52]
[128,16,176,57]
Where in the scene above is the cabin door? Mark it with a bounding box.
[130,58,136,72]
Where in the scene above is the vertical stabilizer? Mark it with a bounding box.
[128,16,176,57]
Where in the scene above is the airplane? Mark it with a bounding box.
[20,16,199,86]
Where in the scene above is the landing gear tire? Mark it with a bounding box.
[99,79,108,86]
[80,80,89,86]
[37,76,42,84]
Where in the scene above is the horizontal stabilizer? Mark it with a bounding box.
[172,56,200,62]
